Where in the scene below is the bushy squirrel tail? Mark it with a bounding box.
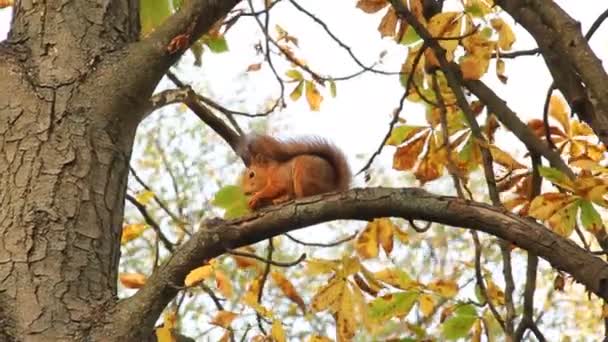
[239,133,352,191]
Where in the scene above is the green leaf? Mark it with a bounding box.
[400,26,422,45]
[442,304,477,340]
[329,79,337,98]
[212,185,250,219]
[140,0,172,36]
[204,35,229,53]
[290,81,304,101]
[369,291,419,321]
[386,125,426,146]
[538,166,574,191]
[580,199,603,233]
[286,69,303,80]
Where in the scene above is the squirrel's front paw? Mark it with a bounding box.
[248,196,260,210]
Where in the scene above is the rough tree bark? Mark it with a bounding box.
[0,0,239,340]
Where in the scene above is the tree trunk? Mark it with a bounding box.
[0,1,140,340]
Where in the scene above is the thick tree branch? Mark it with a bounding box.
[97,0,243,124]
[496,0,608,145]
[105,187,608,340]
[463,80,574,179]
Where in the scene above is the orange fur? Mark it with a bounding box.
[240,134,351,209]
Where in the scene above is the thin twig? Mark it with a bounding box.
[129,166,191,235]
[125,194,175,253]
[356,45,426,175]
[226,248,306,267]
[472,231,507,331]
[256,239,274,334]
[284,231,358,247]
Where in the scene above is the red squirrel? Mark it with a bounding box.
[239,134,352,209]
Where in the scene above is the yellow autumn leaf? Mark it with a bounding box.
[306,258,340,275]
[305,80,323,111]
[215,270,234,298]
[529,193,577,221]
[307,335,334,342]
[602,303,608,318]
[549,95,570,133]
[271,320,287,342]
[427,12,462,57]
[460,53,490,80]
[547,200,579,237]
[356,220,379,259]
[496,58,507,83]
[242,291,272,318]
[184,264,214,287]
[340,256,362,277]
[121,223,147,244]
[491,18,516,50]
[377,218,395,254]
[155,326,175,342]
[374,268,419,290]
[571,120,594,136]
[428,278,458,298]
[210,310,238,328]
[271,271,306,313]
[486,280,506,306]
[163,309,177,329]
[119,272,147,289]
[419,294,435,317]
[487,144,527,170]
[472,318,483,342]
[311,276,345,313]
[135,190,155,205]
[351,280,375,333]
[336,284,356,341]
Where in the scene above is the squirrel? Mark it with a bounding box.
[239,133,352,210]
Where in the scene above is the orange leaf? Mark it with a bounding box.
[215,270,234,298]
[378,6,398,38]
[305,80,323,111]
[393,132,428,171]
[356,0,388,13]
[120,273,147,289]
[121,223,147,244]
[210,310,238,328]
[247,63,262,72]
[184,264,214,287]
[271,271,306,313]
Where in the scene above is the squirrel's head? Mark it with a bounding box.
[241,163,269,195]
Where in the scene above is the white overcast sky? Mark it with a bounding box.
[1,1,607,185]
